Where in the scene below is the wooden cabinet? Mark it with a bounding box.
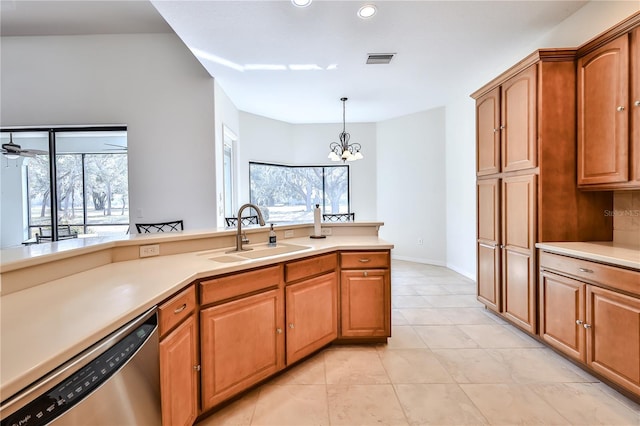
[286,272,338,364]
[158,285,199,426]
[539,251,640,397]
[501,174,536,333]
[587,286,640,395]
[199,264,283,411]
[473,50,613,334]
[200,288,284,411]
[577,19,640,189]
[285,254,338,364]
[477,178,501,311]
[539,271,586,362]
[339,251,391,339]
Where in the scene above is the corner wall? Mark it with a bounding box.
[0,33,217,234]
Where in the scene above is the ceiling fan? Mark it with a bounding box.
[1,133,48,158]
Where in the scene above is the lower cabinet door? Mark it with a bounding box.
[539,271,586,362]
[159,315,199,426]
[587,285,640,395]
[286,272,338,364]
[340,269,390,338]
[200,289,284,411]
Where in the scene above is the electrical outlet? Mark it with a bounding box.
[140,244,160,258]
[284,230,295,238]
[418,238,424,245]
[321,228,332,236]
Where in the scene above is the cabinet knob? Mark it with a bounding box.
[499,125,505,130]
[276,328,282,334]
[583,323,592,329]
[635,100,640,107]
[363,271,368,277]
[194,365,201,372]
[493,128,499,133]
[617,106,625,112]
[575,320,583,325]
[289,323,295,329]
[174,304,187,314]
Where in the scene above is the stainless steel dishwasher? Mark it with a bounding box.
[0,307,161,426]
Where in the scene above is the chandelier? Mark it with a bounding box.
[328,97,363,162]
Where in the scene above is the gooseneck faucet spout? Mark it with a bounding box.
[230,203,265,252]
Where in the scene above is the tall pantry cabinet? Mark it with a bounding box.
[472,50,612,334]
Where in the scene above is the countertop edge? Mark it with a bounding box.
[536,241,640,270]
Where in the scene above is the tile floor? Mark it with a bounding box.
[196,260,640,425]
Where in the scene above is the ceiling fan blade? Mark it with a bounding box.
[22,149,48,155]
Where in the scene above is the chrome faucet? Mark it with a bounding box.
[228,203,265,252]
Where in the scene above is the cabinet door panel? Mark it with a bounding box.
[578,34,629,185]
[587,286,640,394]
[200,289,284,411]
[160,315,199,426]
[503,175,536,251]
[340,270,390,337]
[539,272,585,362]
[503,249,535,333]
[477,242,500,312]
[631,27,640,183]
[477,87,501,175]
[501,65,537,172]
[477,179,500,243]
[286,273,338,364]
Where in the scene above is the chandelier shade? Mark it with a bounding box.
[328,97,363,162]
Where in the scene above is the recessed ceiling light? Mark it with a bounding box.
[358,5,377,19]
[292,0,312,7]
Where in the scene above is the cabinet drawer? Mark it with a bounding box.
[285,253,337,283]
[159,284,197,337]
[340,251,389,269]
[200,265,281,306]
[540,251,640,297]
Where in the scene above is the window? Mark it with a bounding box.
[249,162,349,223]
[223,126,236,218]
[0,127,128,246]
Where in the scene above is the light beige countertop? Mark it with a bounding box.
[0,233,392,400]
[536,241,640,270]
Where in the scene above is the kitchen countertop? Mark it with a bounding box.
[536,241,640,270]
[0,234,392,401]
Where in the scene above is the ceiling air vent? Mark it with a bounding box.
[366,53,395,65]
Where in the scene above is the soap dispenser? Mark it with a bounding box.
[268,223,277,247]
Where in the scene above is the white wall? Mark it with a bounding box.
[0,33,217,236]
[238,112,377,220]
[377,108,447,265]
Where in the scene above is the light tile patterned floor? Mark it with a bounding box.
[196,260,640,425]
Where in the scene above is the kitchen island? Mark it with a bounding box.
[0,222,393,424]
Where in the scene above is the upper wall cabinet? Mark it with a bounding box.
[577,20,640,189]
[476,66,537,176]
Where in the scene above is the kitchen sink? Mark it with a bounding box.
[206,242,310,263]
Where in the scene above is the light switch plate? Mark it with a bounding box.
[321,228,332,236]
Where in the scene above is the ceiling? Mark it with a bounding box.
[1,0,590,123]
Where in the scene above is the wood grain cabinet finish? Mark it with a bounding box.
[473,49,614,334]
[577,20,640,189]
[158,285,199,426]
[587,285,640,395]
[339,251,391,339]
[159,315,199,426]
[501,174,537,333]
[578,34,630,186]
[476,87,501,176]
[476,178,501,311]
[539,250,640,398]
[539,271,586,363]
[286,272,338,364]
[200,289,284,411]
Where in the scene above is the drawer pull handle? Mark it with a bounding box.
[174,304,187,314]
[359,258,371,263]
[578,268,594,274]
[575,320,583,325]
